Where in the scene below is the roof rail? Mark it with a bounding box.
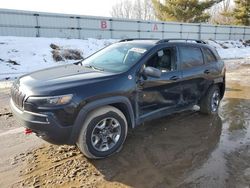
[119,38,159,42]
[156,38,206,44]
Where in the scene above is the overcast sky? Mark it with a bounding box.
[0,0,119,16]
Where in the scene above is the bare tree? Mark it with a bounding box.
[209,0,235,24]
[110,0,156,20]
[110,0,134,19]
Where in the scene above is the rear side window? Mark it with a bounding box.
[203,48,217,63]
[179,46,204,69]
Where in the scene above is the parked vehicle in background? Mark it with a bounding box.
[10,38,225,159]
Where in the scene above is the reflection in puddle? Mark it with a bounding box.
[182,98,250,188]
[92,111,223,187]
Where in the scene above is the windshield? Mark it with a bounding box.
[82,43,150,73]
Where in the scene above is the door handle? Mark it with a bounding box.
[170,76,180,81]
[204,69,210,74]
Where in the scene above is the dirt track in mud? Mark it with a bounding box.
[0,60,250,188]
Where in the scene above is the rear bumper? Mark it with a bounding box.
[10,99,73,145]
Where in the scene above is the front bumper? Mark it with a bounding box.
[10,99,73,145]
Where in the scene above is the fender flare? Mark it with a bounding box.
[69,96,135,144]
[200,77,225,104]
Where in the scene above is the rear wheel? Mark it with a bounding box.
[200,85,221,115]
[77,106,128,159]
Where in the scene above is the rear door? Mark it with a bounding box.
[201,47,225,94]
[178,45,207,105]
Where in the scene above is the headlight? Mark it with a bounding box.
[27,94,73,107]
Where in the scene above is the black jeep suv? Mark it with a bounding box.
[10,39,225,159]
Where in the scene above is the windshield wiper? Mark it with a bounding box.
[84,65,104,71]
[73,59,84,65]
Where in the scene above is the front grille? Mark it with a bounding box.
[11,84,26,108]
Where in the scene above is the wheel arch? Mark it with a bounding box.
[217,79,225,99]
[69,96,135,144]
[213,75,225,99]
[199,79,225,105]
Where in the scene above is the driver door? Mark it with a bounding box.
[137,46,183,117]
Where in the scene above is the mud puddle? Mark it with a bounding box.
[181,98,250,188]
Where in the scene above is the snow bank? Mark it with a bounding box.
[0,36,116,80]
[0,36,250,81]
[206,40,250,59]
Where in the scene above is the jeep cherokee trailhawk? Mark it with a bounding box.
[10,39,225,159]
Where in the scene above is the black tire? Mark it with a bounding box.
[76,105,128,159]
[200,85,221,115]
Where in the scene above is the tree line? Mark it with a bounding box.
[110,0,250,26]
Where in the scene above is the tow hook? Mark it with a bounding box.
[24,128,33,135]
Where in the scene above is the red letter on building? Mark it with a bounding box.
[153,24,158,31]
[100,20,107,29]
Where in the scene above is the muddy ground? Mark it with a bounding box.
[0,59,250,188]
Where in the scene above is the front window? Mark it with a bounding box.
[82,43,150,73]
[145,47,176,72]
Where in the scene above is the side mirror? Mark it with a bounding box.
[143,66,161,78]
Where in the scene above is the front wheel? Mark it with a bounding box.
[77,106,128,159]
[200,85,221,115]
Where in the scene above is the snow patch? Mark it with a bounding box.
[206,39,250,59]
[0,36,116,81]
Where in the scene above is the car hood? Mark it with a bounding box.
[17,64,117,95]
